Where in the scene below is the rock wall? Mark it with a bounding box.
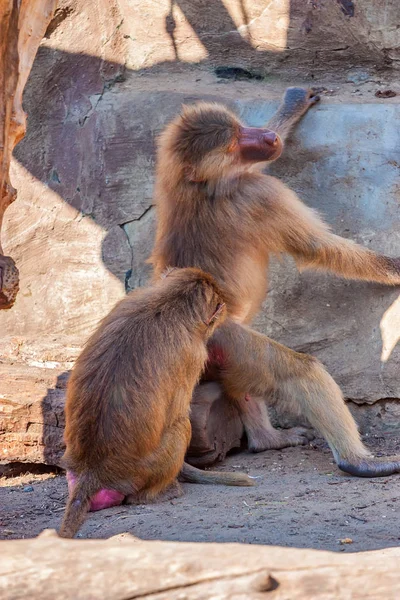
[1,0,400,463]
[0,0,56,309]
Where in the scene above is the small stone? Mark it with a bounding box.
[375,89,397,98]
[253,573,277,592]
[346,70,369,84]
[339,537,353,544]
[22,486,34,492]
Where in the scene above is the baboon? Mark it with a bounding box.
[59,267,253,539]
[150,88,400,478]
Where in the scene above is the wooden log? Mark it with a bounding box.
[0,0,56,308]
[1,529,400,599]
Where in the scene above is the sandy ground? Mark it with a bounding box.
[2,434,400,552]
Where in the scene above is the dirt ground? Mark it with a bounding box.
[2,434,400,552]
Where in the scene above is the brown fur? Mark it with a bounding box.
[149,89,400,478]
[59,268,253,539]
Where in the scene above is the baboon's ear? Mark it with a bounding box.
[204,302,226,326]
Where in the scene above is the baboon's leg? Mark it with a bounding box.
[188,381,313,460]
[234,394,314,452]
[212,320,400,477]
[125,480,183,505]
[126,417,191,504]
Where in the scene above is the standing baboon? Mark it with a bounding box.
[150,88,400,478]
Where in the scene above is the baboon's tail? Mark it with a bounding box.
[180,462,255,487]
[59,473,99,538]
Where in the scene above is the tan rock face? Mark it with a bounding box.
[1,0,400,464]
[0,0,57,309]
[0,364,66,465]
[127,0,400,76]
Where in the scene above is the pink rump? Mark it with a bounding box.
[66,471,125,512]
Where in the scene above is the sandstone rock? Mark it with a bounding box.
[0,0,56,308]
[130,0,400,78]
[0,363,66,465]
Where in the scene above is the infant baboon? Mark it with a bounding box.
[59,267,253,538]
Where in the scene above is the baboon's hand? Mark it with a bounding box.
[282,87,321,117]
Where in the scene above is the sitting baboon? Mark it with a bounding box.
[59,267,253,538]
